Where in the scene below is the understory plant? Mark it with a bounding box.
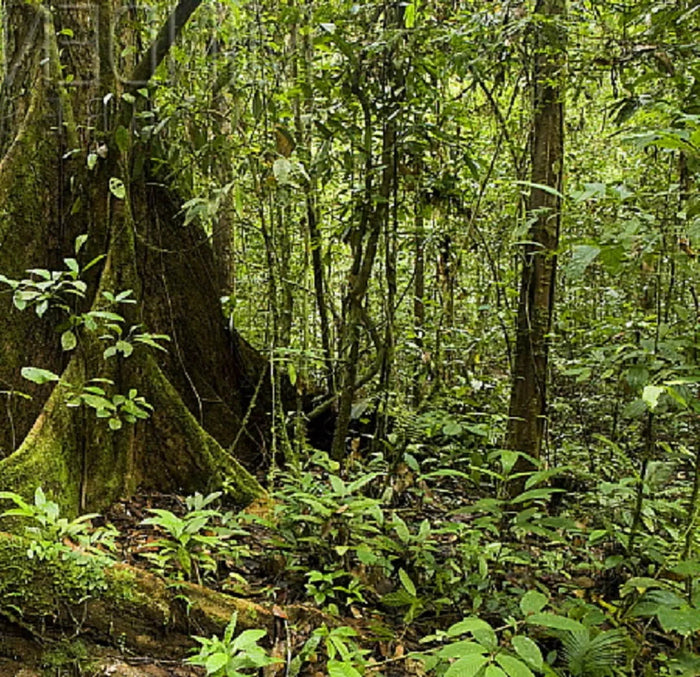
[187,612,280,676]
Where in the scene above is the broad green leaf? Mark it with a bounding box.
[621,577,663,596]
[485,665,507,677]
[205,652,228,674]
[21,367,60,384]
[81,394,115,411]
[327,661,362,677]
[444,653,489,677]
[496,654,535,677]
[526,613,586,632]
[571,182,606,202]
[234,184,244,217]
[109,177,126,199]
[437,641,487,659]
[273,158,292,184]
[657,607,700,636]
[520,590,548,616]
[116,340,133,357]
[642,385,664,411]
[61,330,77,351]
[670,560,700,577]
[512,636,543,671]
[442,421,463,436]
[566,244,600,279]
[447,617,497,650]
[232,628,267,650]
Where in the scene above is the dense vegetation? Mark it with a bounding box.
[0,0,698,675]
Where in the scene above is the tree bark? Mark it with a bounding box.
[0,531,274,657]
[0,0,267,514]
[506,0,566,471]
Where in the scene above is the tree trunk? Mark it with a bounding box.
[506,0,566,471]
[0,0,267,514]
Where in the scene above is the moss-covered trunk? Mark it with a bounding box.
[0,0,268,513]
[0,531,274,659]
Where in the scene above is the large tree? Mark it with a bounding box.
[0,0,268,513]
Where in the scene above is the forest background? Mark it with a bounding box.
[0,0,698,675]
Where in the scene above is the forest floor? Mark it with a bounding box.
[0,445,697,676]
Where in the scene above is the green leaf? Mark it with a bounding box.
[116,340,133,357]
[404,2,416,27]
[442,421,463,436]
[513,180,565,199]
[512,636,543,671]
[670,560,700,577]
[205,651,229,674]
[74,234,88,253]
[21,367,60,384]
[657,607,700,636]
[81,394,115,411]
[642,385,664,411]
[327,662,362,677]
[447,617,497,650]
[273,158,292,184]
[526,613,586,632]
[520,590,548,616]
[234,184,244,217]
[438,641,487,659]
[393,515,410,542]
[34,486,46,507]
[484,666,507,677]
[510,488,563,504]
[61,330,77,351]
[495,654,535,677]
[399,568,416,597]
[566,244,601,279]
[87,153,97,170]
[109,177,126,199]
[444,653,489,677]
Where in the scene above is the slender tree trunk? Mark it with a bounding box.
[506,0,566,470]
[413,184,427,405]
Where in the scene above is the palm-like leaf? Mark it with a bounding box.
[561,628,627,677]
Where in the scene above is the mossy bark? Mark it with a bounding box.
[0,532,274,658]
[0,0,267,514]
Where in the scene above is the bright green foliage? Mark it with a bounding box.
[0,487,116,561]
[1,235,169,430]
[140,491,250,583]
[294,625,368,677]
[187,612,280,676]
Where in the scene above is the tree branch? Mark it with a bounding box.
[129,0,203,87]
